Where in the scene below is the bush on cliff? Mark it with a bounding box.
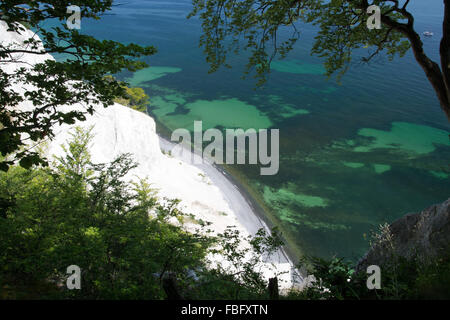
[0,127,283,300]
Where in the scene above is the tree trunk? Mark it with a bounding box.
[359,0,450,121]
[440,0,450,120]
[380,16,450,121]
[163,276,184,300]
[268,277,279,300]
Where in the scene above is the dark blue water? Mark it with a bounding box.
[57,0,450,260]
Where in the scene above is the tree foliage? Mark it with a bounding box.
[0,0,156,171]
[0,127,287,299]
[0,127,206,298]
[112,81,150,113]
[190,0,450,121]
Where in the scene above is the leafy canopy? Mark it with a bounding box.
[0,0,156,171]
[190,0,408,82]
[190,0,450,120]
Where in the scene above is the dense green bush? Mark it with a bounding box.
[0,127,212,299]
[0,127,284,299]
[114,86,149,113]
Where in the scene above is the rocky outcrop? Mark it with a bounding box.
[357,198,450,272]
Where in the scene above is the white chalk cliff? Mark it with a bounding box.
[0,21,302,290]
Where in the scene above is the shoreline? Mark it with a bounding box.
[157,133,300,271]
[219,163,302,265]
[221,164,304,264]
[153,119,302,267]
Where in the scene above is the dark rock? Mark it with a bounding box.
[356,198,450,272]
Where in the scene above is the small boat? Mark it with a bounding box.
[423,31,434,37]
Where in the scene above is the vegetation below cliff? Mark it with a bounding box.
[107,76,150,114]
[0,128,284,300]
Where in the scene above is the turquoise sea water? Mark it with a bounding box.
[60,0,450,260]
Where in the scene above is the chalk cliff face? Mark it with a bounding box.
[0,21,300,289]
[357,198,450,272]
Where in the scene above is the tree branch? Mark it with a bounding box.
[359,0,450,120]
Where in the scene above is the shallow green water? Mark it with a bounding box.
[152,94,273,131]
[126,66,182,87]
[351,122,449,154]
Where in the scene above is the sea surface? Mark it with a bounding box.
[51,0,450,260]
